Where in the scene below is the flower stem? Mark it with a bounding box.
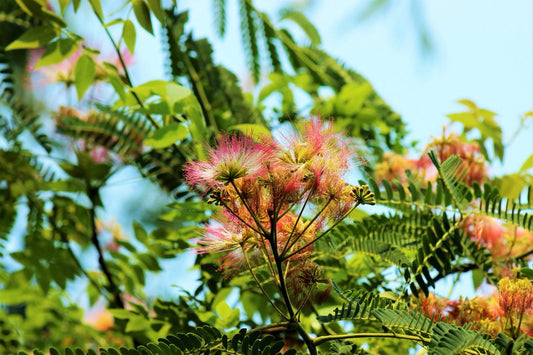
[242,246,288,319]
[282,197,333,259]
[283,202,360,261]
[294,284,315,319]
[313,332,430,346]
[230,181,269,236]
[219,200,263,235]
[281,188,313,256]
[87,184,124,309]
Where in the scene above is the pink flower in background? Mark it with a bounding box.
[27,45,134,89]
[461,214,505,249]
[420,132,488,185]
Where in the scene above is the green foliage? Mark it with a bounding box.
[447,99,504,162]
[1,1,531,354]
[17,326,295,355]
[317,290,394,323]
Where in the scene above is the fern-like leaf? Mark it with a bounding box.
[56,106,150,158]
[372,309,434,344]
[212,0,227,37]
[405,213,463,295]
[429,151,471,209]
[18,326,294,355]
[317,290,394,323]
[475,184,533,232]
[429,322,500,355]
[238,0,261,83]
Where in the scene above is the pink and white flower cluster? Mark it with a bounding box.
[185,118,373,278]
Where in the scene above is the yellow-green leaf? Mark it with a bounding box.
[58,0,70,14]
[122,19,136,54]
[34,38,79,69]
[229,124,271,140]
[72,0,80,12]
[74,54,96,100]
[108,308,133,319]
[215,301,240,329]
[16,0,67,27]
[88,0,104,20]
[131,80,191,112]
[519,154,533,173]
[144,122,188,149]
[146,0,164,24]
[103,19,124,28]
[5,26,58,50]
[132,0,153,34]
[281,10,321,46]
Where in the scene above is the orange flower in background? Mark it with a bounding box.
[496,277,533,318]
[83,306,114,332]
[374,152,418,185]
[421,132,488,185]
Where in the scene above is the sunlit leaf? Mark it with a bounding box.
[519,154,533,173]
[74,54,96,100]
[146,0,164,24]
[122,19,136,54]
[281,10,321,46]
[88,0,104,20]
[34,38,79,69]
[229,123,271,140]
[144,122,188,148]
[5,26,58,50]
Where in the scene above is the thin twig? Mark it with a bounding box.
[242,246,288,319]
[87,184,124,308]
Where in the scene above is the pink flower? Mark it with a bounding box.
[461,214,505,248]
[191,220,256,276]
[185,135,271,189]
[277,117,359,196]
[421,132,488,185]
[192,221,245,255]
[185,116,368,277]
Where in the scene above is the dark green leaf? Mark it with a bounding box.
[132,0,154,34]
